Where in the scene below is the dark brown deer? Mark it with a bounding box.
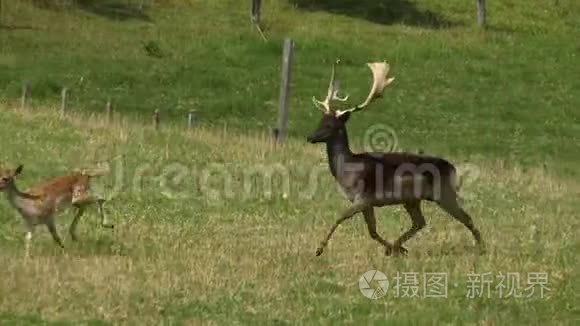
[307,60,484,256]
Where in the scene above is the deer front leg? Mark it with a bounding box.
[316,200,368,256]
[362,207,393,254]
[391,202,426,256]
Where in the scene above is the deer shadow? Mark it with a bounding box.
[289,0,458,29]
[30,0,152,22]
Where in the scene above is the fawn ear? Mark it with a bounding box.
[14,165,23,176]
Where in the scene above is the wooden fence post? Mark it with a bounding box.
[251,0,261,25]
[105,97,112,124]
[476,0,486,27]
[187,110,196,129]
[251,0,267,41]
[271,128,280,145]
[60,88,68,116]
[275,38,294,143]
[153,109,160,130]
[21,81,30,109]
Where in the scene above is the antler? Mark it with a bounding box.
[312,59,350,113]
[335,61,395,117]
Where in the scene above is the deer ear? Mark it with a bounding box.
[14,165,23,176]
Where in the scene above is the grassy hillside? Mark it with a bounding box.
[0,105,578,324]
[1,0,579,177]
[0,0,579,324]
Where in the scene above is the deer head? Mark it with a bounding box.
[0,164,23,190]
[307,59,395,143]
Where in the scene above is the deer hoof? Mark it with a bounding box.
[395,245,408,256]
[315,247,324,256]
[102,224,115,229]
[386,245,408,256]
[477,243,487,255]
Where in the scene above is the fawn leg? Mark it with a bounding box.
[362,207,393,254]
[392,201,426,256]
[24,222,34,259]
[96,198,114,228]
[46,217,64,248]
[69,205,86,241]
[316,200,367,256]
[72,184,113,229]
[73,183,108,226]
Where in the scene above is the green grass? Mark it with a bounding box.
[0,0,579,324]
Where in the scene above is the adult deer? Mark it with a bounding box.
[307,60,484,256]
[0,164,113,255]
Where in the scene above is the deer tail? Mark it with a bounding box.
[456,171,464,192]
[450,161,470,207]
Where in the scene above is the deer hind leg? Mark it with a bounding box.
[72,183,113,229]
[316,200,368,256]
[96,198,114,228]
[436,190,484,251]
[391,201,426,256]
[46,216,64,248]
[362,207,393,255]
[69,205,86,241]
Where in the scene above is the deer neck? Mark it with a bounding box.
[4,182,35,212]
[5,181,20,202]
[325,127,354,178]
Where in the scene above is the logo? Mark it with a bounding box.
[363,124,399,153]
[359,270,389,299]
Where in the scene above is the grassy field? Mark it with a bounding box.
[0,0,579,324]
[0,105,578,325]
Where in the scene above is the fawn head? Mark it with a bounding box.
[0,165,23,190]
[307,59,395,144]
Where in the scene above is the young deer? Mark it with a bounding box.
[307,60,484,256]
[0,164,113,253]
